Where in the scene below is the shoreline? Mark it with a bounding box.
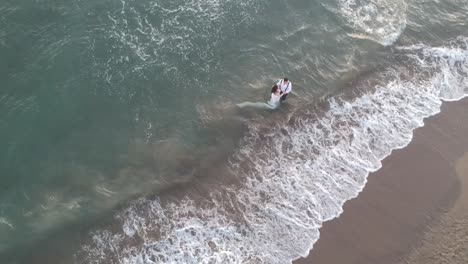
[294,97,468,264]
[9,98,468,264]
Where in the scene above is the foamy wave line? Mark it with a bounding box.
[77,38,467,264]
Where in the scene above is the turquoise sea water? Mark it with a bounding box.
[1,0,467,263]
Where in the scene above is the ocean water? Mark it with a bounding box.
[0,0,467,263]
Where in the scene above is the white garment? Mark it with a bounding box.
[267,92,281,108]
[237,93,281,110]
[277,79,292,94]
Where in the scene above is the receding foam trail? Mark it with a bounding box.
[338,0,407,46]
[0,218,14,230]
[77,38,468,264]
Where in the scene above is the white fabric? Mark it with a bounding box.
[267,92,281,108]
[237,101,277,110]
[237,93,281,110]
[277,79,292,94]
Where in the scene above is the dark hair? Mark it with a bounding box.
[284,77,289,82]
[271,84,279,93]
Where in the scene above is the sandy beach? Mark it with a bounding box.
[401,153,468,263]
[294,97,468,264]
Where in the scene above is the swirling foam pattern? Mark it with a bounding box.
[93,0,265,92]
[334,0,407,45]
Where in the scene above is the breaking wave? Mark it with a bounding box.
[76,37,468,264]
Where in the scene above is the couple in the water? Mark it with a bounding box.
[237,78,292,110]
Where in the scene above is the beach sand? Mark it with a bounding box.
[294,97,468,264]
[400,152,468,264]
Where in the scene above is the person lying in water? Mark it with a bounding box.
[237,84,282,110]
[236,84,282,110]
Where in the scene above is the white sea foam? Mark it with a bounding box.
[77,39,468,264]
[337,0,408,46]
[97,0,264,86]
[0,217,14,230]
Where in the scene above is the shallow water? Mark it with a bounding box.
[0,0,467,263]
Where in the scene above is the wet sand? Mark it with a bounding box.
[294,97,468,264]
